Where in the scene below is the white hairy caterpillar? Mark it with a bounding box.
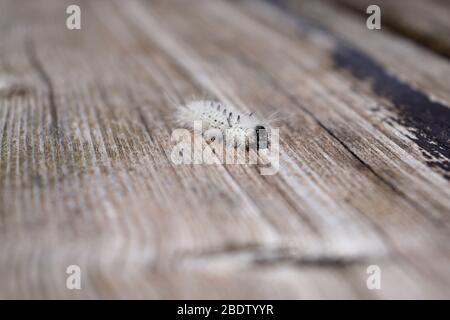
[175,100,270,149]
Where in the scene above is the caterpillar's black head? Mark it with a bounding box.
[255,125,268,149]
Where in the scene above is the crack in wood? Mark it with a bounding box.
[24,38,60,139]
[178,245,370,269]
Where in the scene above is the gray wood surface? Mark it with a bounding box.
[0,0,449,299]
[333,0,450,58]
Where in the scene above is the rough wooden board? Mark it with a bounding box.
[0,0,449,299]
[236,0,450,205]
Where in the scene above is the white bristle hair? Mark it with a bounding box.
[175,100,270,148]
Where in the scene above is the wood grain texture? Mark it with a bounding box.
[333,0,450,59]
[0,0,449,299]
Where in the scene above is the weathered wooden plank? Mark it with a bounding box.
[128,0,450,296]
[237,0,450,211]
[0,0,449,299]
[0,0,354,298]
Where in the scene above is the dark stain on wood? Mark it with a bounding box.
[332,43,450,180]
